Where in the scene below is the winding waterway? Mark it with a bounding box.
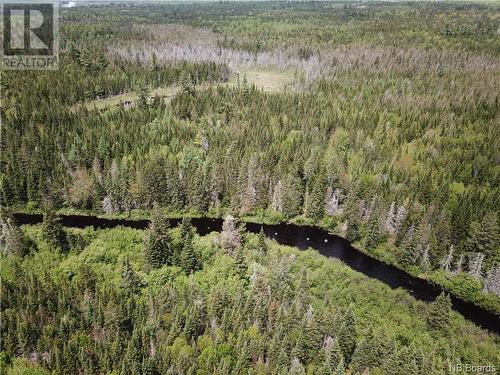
[12,212,500,334]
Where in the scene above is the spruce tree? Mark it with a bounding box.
[144,207,172,270]
[345,222,360,243]
[317,357,333,375]
[333,359,344,375]
[318,337,343,371]
[338,307,357,363]
[186,165,207,212]
[351,328,381,373]
[276,346,289,371]
[42,208,68,252]
[303,307,321,362]
[181,235,198,274]
[121,258,142,293]
[282,173,303,217]
[179,217,194,241]
[234,246,247,280]
[399,224,416,268]
[305,169,327,221]
[466,212,498,262]
[142,358,158,375]
[427,292,452,332]
[364,213,381,251]
[257,227,268,256]
[0,217,32,257]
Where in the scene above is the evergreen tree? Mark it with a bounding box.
[122,258,142,292]
[303,307,321,362]
[181,235,198,274]
[318,337,342,374]
[234,246,247,280]
[427,292,452,333]
[0,217,33,257]
[399,224,416,268]
[338,308,357,363]
[257,227,268,256]
[466,212,499,262]
[364,213,381,251]
[179,217,194,241]
[142,357,159,375]
[333,359,344,375]
[174,71,195,119]
[275,347,289,372]
[186,165,207,211]
[281,173,303,217]
[345,222,360,243]
[351,328,382,373]
[42,208,68,252]
[305,168,327,220]
[144,207,172,270]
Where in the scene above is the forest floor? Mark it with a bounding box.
[71,66,297,112]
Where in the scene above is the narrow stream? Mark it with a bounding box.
[12,212,500,335]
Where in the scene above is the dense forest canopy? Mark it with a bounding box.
[0,1,499,373]
[1,214,499,374]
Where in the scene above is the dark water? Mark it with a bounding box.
[13,212,500,335]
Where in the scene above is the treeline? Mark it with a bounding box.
[1,213,497,374]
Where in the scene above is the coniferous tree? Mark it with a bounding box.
[399,224,416,268]
[122,258,142,293]
[42,208,68,252]
[333,358,344,375]
[179,217,194,241]
[350,328,383,373]
[142,357,159,375]
[0,217,33,257]
[305,168,327,221]
[186,165,207,212]
[345,222,360,243]
[234,246,247,280]
[144,207,172,270]
[281,173,303,217]
[181,235,198,274]
[364,213,381,251]
[337,308,357,363]
[302,307,321,362]
[257,227,268,256]
[427,292,452,333]
[466,212,499,263]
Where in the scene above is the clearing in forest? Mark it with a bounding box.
[227,67,297,92]
[71,86,179,112]
[71,67,296,112]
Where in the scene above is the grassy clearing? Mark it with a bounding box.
[71,86,179,112]
[227,66,298,92]
[71,92,139,112]
[71,66,297,112]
